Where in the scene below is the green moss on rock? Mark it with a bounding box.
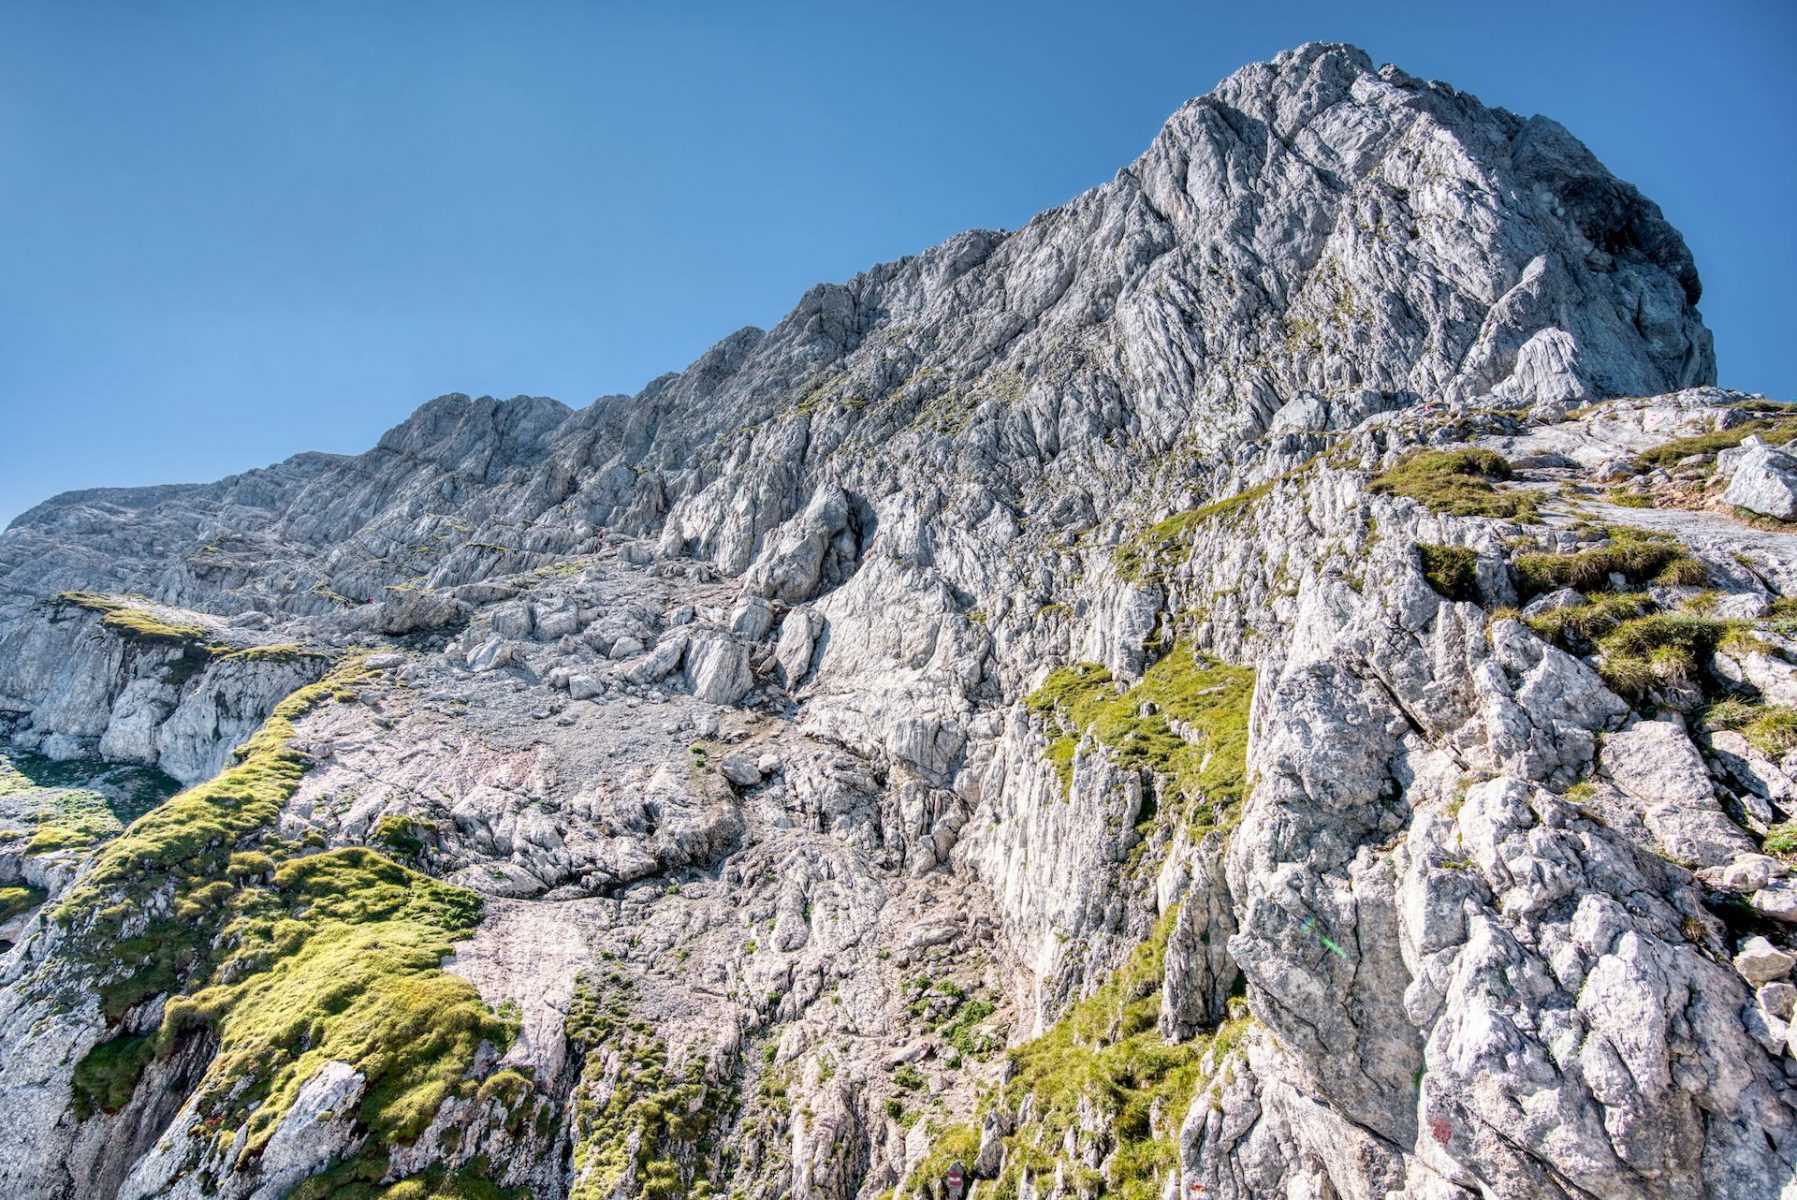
[59,659,374,928]
[1114,484,1273,582]
[372,814,435,860]
[0,882,46,922]
[43,658,519,1162]
[1025,645,1253,830]
[289,1159,523,1200]
[902,910,1247,1200]
[162,847,503,1159]
[566,973,731,1200]
[58,592,211,646]
[56,593,327,678]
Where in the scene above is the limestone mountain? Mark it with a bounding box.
[1,41,1792,1200]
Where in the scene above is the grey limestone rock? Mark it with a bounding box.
[1724,438,1797,519]
[0,39,1789,1200]
[1737,936,1797,986]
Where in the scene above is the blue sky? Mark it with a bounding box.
[2,0,1792,527]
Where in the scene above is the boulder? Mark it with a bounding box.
[1752,880,1797,923]
[1735,936,1796,985]
[622,633,688,686]
[730,596,775,640]
[1600,718,1755,867]
[773,608,823,689]
[716,754,763,789]
[1762,982,1797,1024]
[684,634,752,706]
[1722,437,1797,519]
[466,636,522,673]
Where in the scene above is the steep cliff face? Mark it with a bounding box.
[1,41,1792,1200]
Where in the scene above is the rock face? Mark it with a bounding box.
[1726,438,1797,519]
[0,40,1792,1200]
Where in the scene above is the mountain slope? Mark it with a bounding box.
[2,41,1793,1200]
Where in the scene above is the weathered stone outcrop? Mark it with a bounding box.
[2,40,1791,1200]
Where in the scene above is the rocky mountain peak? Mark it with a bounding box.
[0,43,1790,1200]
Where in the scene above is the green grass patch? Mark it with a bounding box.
[72,1032,156,1117]
[58,592,210,646]
[1514,526,1705,597]
[1599,613,1741,661]
[0,749,180,858]
[1025,645,1253,830]
[1631,416,1797,470]
[160,848,504,1160]
[1523,592,1658,650]
[0,882,46,922]
[1703,699,1797,757]
[900,910,1248,1200]
[37,658,528,1163]
[24,789,131,854]
[372,814,435,860]
[1747,708,1797,757]
[1416,544,1478,602]
[566,974,730,1200]
[1595,613,1742,701]
[1370,449,1536,520]
[1113,483,1273,582]
[58,660,374,934]
[1765,823,1797,856]
[216,643,331,665]
[290,1159,524,1200]
[55,594,326,678]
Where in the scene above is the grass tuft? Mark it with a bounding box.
[1416,544,1479,602]
[1370,449,1536,520]
[1765,823,1797,856]
[1631,416,1797,471]
[1513,527,1705,598]
[1595,613,1741,701]
[1523,592,1658,650]
[1703,700,1797,758]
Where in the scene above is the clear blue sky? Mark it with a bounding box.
[2,1,1792,527]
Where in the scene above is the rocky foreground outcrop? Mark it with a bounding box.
[1,41,1793,1200]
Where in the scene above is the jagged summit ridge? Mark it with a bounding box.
[3,42,1709,623]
